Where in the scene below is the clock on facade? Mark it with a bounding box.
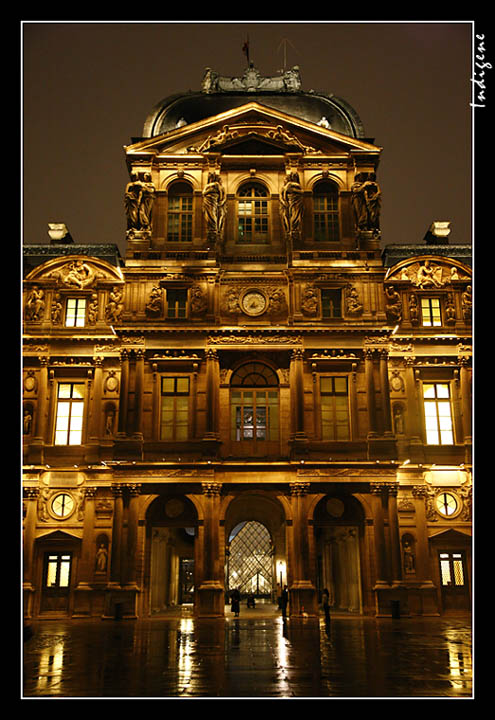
[241,290,267,316]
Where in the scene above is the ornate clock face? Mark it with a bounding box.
[241,290,267,316]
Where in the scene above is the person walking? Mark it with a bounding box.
[231,588,240,617]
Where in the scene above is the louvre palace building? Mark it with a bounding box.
[22,64,472,621]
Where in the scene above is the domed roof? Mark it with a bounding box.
[142,65,366,140]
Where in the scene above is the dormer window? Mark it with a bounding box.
[237,182,269,244]
[313,180,339,242]
[65,298,86,327]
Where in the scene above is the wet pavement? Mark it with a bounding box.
[22,605,473,699]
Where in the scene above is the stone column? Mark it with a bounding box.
[132,350,144,439]
[117,350,130,436]
[23,488,39,616]
[411,486,438,614]
[110,485,124,585]
[370,483,389,585]
[387,486,402,584]
[365,350,378,438]
[289,349,306,439]
[86,358,103,463]
[29,357,49,463]
[460,358,472,449]
[404,358,424,462]
[379,350,393,436]
[203,349,220,440]
[73,487,97,617]
[288,481,317,616]
[196,481,224,617]
[124,484,141,588]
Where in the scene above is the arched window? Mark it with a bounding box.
[230,363,279,444]
[236,182,269,244]
[167,181,193,242]
[313,180,339,242]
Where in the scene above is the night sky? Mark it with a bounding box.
[22,21,473,256]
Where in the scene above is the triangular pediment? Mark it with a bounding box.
[125,102,381,159]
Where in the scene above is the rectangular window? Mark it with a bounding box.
[439,552,465,587]
[166,289,187,318]
[320,376,350,440]
[65,298,86,327]
[160,377,190,441]
[237,200,268,243]
[45,553,72,588]
[321,289,342,318]
[314,194,339,242]
[423,382,454,445]
[167,195,193,242]
[54,383,85,445]
[421,297,442,327]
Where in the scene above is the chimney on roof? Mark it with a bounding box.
[48,223,74,244]
[424,221,450,245]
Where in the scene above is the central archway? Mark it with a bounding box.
[223,492,286,603]
[227,521,273,597]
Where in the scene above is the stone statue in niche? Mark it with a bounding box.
[409,293,419,325]
[345,286,363,316]
[222,287,241,316]
[393,403,405,434]
[95,543,108,572]
[23,407,33,435]
[301,285,318,316]
[462,285,472,321]
[445,293,456,325]
[202,172,226,242]
[280,171,303,241]
[25,286,45,321]
[104,406,115,436]
[384,286,402,323]
[267,287,287,316]
[145,286,163,317]
[402,538,416,574]
[51,293,63,324]
[190,285,208,316]
[351,172,381,233]
[105,286,124,323]
[87,293,99,325]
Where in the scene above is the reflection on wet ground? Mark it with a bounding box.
[22,607,472,699]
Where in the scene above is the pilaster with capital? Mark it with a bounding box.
[124,484,142,587]
[110,485,124,585]
[288,481,317,615]
[203,349,220,440]
[196,480,224,617]
[117,350,129,436]
[289,348,307,441]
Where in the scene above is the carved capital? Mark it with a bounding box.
[289,481,310,496]
[202,481,222,497]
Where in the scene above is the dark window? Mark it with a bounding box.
[321,289,342,318]
[167,289,187,318]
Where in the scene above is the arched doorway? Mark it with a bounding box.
[224,492,286,604]
[145,494,198,614]
[313,493,365,614]
[227,521,273,598]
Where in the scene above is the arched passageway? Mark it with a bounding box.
[313,493,366,614]
[145,494,198,614]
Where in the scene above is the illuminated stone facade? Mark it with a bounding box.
[23,66,472,620]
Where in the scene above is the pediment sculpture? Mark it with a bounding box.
[387,259,471,288]
[201,65,302,94]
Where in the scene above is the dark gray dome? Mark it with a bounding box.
[142,66,366,139]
